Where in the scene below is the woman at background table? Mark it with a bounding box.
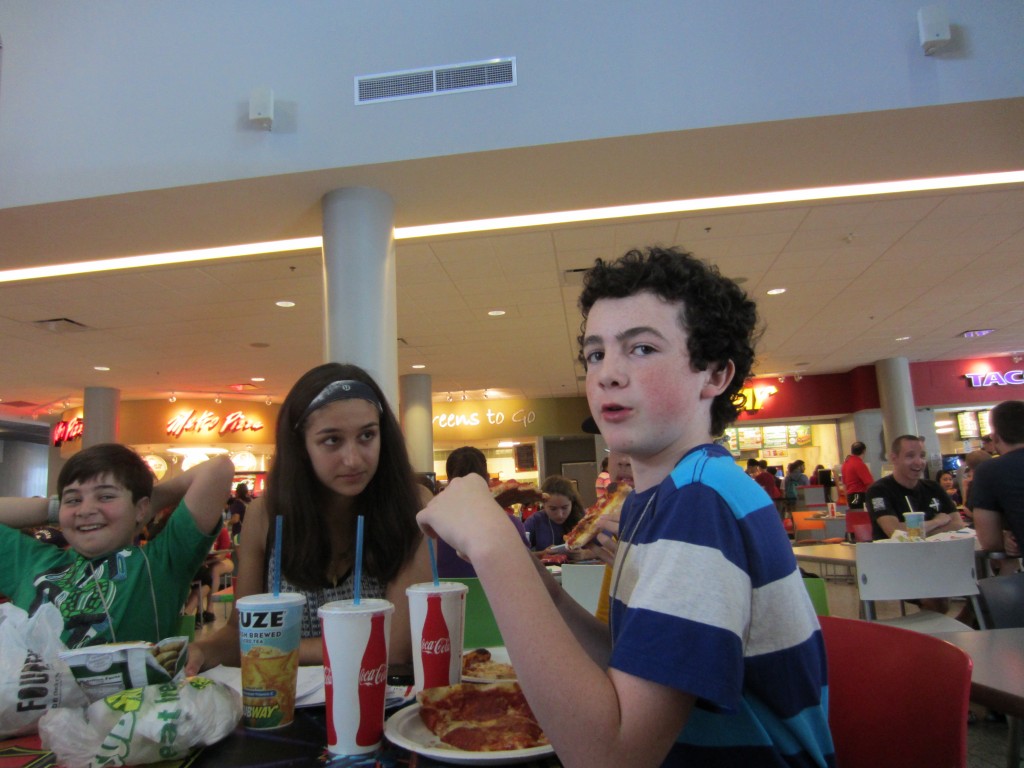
[186,362,433,672]
[525,475,586,552]
[936,469,963,507]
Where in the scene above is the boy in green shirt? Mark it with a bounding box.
[0,443,232,647]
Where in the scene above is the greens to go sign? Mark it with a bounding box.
[965,370,1024,387]
[433,407,537,430]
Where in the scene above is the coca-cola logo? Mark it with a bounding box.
[358,663,387,686]
[421,637,451,655]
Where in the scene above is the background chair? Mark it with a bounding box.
[819,615,972,768]
[791,510,826,542]
[560,563,606,615]
[802,576,830,617]
[844,509,873,542]
[441,577,503,648]
[855,537,983,632]
[977,572,1024,768]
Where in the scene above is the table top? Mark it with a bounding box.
[935,627,1024,719]
[792,542,859,565]
[0,704,564,767]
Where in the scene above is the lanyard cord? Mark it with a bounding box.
[87,547,160,643]
[608,490,657,640]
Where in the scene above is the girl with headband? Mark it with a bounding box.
[187,362,433,672]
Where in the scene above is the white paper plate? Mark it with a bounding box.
[461,647,516,683]
[384,704,554,765]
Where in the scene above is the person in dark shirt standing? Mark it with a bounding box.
[972,400,1024,574]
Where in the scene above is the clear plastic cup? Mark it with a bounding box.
[319,599,394,756]
[406,581,467,693]
[237,592,306,729]
[905,511,926,541]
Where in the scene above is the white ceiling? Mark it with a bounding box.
[2,100,1023,422]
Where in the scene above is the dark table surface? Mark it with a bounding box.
[935,627,1024,719]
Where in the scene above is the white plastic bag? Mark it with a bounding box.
[0,602,87,738]
[39,677,242,768]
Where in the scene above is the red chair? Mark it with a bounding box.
[844,510,872,542]
[819,616,972,768]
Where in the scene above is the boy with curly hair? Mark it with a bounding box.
[419,246,833,767]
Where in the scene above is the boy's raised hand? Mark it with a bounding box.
[417,474,517,563]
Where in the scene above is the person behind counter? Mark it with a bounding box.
[524,475,585,552]
[186,362,433,673]
[0,443,232,648]
[417,246,833,767]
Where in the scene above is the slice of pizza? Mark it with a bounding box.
[462,648,516,680]
[417,682,548,751]
[564,485,631,550]
[491,479,544,508]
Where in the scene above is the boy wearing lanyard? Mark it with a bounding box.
[419,246,833,767]
[0,443,232,647]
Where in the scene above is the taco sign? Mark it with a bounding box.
[965,370,1024,387]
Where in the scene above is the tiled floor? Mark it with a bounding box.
[807,569,1019,768]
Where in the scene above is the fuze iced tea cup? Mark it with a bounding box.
[406,581,467,693]
[905,511,926,541]
[319,599,394,756]
[237,592,306,729]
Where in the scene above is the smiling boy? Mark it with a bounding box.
[418,247,833,767]
[0,443,232,648]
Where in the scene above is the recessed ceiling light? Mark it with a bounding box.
[895,336,911,342]
[251,377,265,382]
[94,366,110,371]
[766,288,786,296]
[412,364,426,369]
[936,427,956,434]
[961,329,995,338]
[488,310,506,317]
[275,300,296,308]
[934,420,954,427]
[249,342,270,349]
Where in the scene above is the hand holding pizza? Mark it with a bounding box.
[418,474,522,563]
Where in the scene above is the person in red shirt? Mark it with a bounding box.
[841,441,874,509]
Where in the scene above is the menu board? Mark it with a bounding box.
[737,427,764,451]
[978,410,992,437]
[788,425,813,448]
[721,428,740,456]
[762,425,789,449]
[956,411,980,440]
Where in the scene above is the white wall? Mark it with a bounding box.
[1,1,1022,209]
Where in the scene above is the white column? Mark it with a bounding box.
[83,386,120,446]
[400,373,434,473]
[321,187,398,408]
[874,357,918,451]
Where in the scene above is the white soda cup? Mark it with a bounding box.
[319,599,394,756]
[406,581,467,693]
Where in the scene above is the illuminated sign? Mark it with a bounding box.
[432,407,537,430]
[166,409,264,438]
[52,417,84,446]
[738,385,777,412]
[965,370,1024,387]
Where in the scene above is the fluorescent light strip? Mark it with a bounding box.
[1,171,1021,283]
[0,237,322,284]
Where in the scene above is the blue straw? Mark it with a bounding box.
[272,515,283,597]
[428,538,439,586]
[354,516,364,605]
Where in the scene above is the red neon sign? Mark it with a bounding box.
[166,409,264,438]
[52,417,84,446]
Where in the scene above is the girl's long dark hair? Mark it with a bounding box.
[267,362,422,590]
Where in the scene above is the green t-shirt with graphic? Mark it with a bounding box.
[0,499,216,648]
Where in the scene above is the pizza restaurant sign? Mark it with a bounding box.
[166,409,265,438]
[965,370,1024,387]
[52,417,84,446]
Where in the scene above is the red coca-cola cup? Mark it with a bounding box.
[406,582,467,693]
[318,599,394,756]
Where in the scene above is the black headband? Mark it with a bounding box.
[295,379,383,430]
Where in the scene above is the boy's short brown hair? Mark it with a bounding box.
[57,444,155,503]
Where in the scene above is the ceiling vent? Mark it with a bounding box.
[228,383,258,392]
[355,57,516,104]
[32,317,89,333]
